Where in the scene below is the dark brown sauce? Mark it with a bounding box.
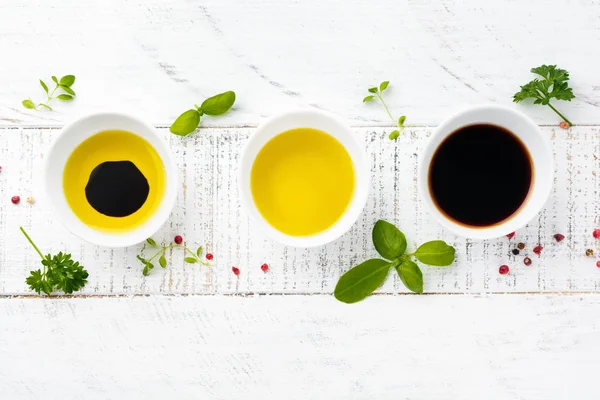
[428,124,533,227]
[85,161,149,217]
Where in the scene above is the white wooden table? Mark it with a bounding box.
[1,0,600,398]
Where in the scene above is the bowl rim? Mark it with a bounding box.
[44,111,178,247]
[238,109,370,247]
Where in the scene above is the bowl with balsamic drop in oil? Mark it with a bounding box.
[239,110,369,247]
[45,113,178,247]
[419,105,553,240]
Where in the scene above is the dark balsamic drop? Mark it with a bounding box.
[85,161,149,217]
[428,124,532,227]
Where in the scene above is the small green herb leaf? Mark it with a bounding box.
[363,95,375,102]
[142,265,149,276]
[367,87,378,94]
[380,81,389,91]
[184,257,198,264]
[22,99,36,109]
[398,115,406,126]
[372,220,407,260]
[51,76,58,84]
[334,259,391,304]
[413,240,455,266]
[40,80,49,94]
[200,91,236,116]
[59,75,76,87]
[136,255,147,264]
[60,85,76,96]
[38,104,52,111]
[395,260,423,293]
[146,238,157,246]
[170,109,201,136]
[57,94,73,101]
[147,262,155,270]
[388,130,400,140]
[159,255,167,268]
[196,246,203,257]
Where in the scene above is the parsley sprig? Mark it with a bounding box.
[137,238,211,276]
[513,65,575,126]
[22,75,76,111]
[363,81,407,140]
[21,227,88,295]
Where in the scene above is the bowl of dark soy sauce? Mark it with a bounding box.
[419,105,553,239]
[44,113,178,247]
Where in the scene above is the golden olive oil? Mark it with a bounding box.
[63,130,166,232]
[251,128,355,236]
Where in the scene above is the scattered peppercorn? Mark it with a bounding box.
[26,196,35,205]
[206,253,214,261]
[506,232,515,239]
[261,263,269,272]
[174,235,183,244]
[512,249,520,255]
[596,260,600,268]
[524,257,532,266]
[517,242,525,250]
[559,121,570,130]
[586,249,595,257]
[11,196,20,204]
[499,265,510,275]
[533,245,543,255]
[553,233,565,242]
[0,166,3,173]
[593,229,600,239]
[232,266,240,275]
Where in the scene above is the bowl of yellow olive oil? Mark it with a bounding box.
[45,113,177,247]
[240,110,369,247]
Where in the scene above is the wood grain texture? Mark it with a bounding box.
[0,295,598,399]
[1,0,600,126]
[0,126,598,295]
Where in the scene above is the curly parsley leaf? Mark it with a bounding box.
[513,65,575,126]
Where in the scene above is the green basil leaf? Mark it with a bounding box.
[59,75,75,87]
[57,94,73,101]
[414,240,456,266]
[22,99,35,109]
[334,259,391,304]
[200,91,236,116]
[147,262,155,270]
[363,95,375,102]
[380,81,389,91]
[388,130,400,140]
[170,109,200,136]
[159,255,167,268]
[398,115,406,126]
[395,260,423,293]
[136,255,147,264]
[184,257,197,264]
[196,246,203,257]
[372,220,407,260]
[146,238,157,246]
[60,85,76,96]
[39,80,48,94]
[367,87,378,93]
[51,76,58,84]
[142,265,149,276]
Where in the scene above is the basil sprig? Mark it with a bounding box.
[170,91,236,136]
[334,220,456,303]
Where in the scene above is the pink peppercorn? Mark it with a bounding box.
[174,235,183,244]
[559,121,570,130]
[261,263,269,272]
[206,253,214,261]
[596,261,600,268]
[524,257,532,266]
[506,232,515,239]
[11,196,20,204]
[232,266,240,275]
[554,234,565,242]
[593,229,600,239]
[533,245,543,255]
[499,265,509,275]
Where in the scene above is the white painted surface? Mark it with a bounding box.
[1,0,600,397]
[1,295,599,399]
[0,126,598,295]
[1,0,600,126]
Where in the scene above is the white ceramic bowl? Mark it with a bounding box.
[45,112,178,247]
[239,110,369,247]
[419,105,553,240]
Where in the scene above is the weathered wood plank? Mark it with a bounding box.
[0,126,598,295]
[0,295,598,399]
[1,0,600,126]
